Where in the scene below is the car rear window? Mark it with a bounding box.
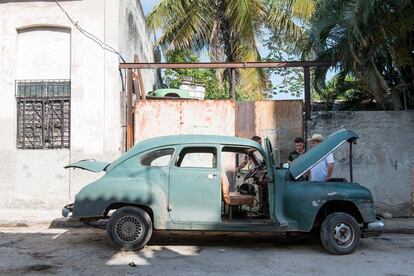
[140,148,174,167]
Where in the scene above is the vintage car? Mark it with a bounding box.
[147,88,192,98]
[62,129,384,254]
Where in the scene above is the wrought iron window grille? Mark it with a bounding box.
[16,80,71,149]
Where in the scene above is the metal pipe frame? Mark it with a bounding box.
[121,61,332,150]
[120,61,331,69]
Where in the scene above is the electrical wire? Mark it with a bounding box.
[55,0,128,184]
[55,0,126,63]
[55,0,126,91]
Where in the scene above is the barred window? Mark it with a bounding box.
[16,80,70,149]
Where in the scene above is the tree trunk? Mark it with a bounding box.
[209,19,225,88]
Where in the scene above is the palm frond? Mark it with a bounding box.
[147,0,213,52]
[267,2,304,42]
[291,0,315,21]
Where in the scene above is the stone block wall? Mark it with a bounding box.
[308,111,414,217]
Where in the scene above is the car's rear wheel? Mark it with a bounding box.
[320,212,360,255]
[106,206,152,250]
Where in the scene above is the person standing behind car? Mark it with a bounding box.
[308,134,334,181]
[288,137,306,162]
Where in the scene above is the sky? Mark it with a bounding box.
[140,1,309,100]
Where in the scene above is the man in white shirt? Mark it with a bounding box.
[308,134,334,182]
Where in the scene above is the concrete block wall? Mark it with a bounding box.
[308,111,414,217]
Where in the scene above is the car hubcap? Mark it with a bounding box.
[333,222,355,248]
[115,216,142,243]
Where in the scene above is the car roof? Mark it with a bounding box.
[138,135,260,148]
[106,135,262,171]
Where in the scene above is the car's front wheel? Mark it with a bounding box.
[106,206,153,250]
[320,212,361,255]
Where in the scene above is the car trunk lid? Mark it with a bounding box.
[64,159,110,173]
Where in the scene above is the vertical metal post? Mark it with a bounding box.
[349,142,353,182]
[140,70,146,103]
[304,66,311,121]
[231,68,236,100]
[126,69,133,150]
[303,66,311,147]
[132,70,140,104]
[134,55,146,103]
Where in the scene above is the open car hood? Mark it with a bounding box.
[64,159,110,173]
[289,129,358,180]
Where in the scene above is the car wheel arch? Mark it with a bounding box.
[104,203,154,225]
[164,93,180,97]
[312,200,363,231]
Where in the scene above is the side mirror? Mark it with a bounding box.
[282,162,290,169]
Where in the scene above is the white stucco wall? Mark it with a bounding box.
[0,0,156,211]
[119,0,158,92]
[16,27,71,79]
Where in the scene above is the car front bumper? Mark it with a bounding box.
[362,217,385,238]
[62,203,74,218]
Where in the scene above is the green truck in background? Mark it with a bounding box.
[147,88,193,98]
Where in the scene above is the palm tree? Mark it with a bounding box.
[147,0,316,99]
[266,0,315,46]
[309,0,414,110]
[147,0,266,98]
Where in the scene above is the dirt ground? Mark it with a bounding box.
[0,226,413,275]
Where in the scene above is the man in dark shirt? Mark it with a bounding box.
[288,137,305,162]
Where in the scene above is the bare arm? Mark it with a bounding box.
[326,163,334,179]
[236,156,248,172]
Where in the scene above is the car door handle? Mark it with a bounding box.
[208,173,217,179]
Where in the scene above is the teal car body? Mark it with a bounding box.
[64,129,380,234]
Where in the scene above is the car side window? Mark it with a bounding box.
[176,147,217,168]
[140,148,174,167]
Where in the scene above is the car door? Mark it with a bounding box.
[168,145,222,223]
[264,138,288,227]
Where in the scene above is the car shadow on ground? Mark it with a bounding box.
[47,218,323,249]
[149,230,322,248]
[0,225,328,274]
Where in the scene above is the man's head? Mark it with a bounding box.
[308,133,324,148]
[294,137,304,153]
[251,136,262,145]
